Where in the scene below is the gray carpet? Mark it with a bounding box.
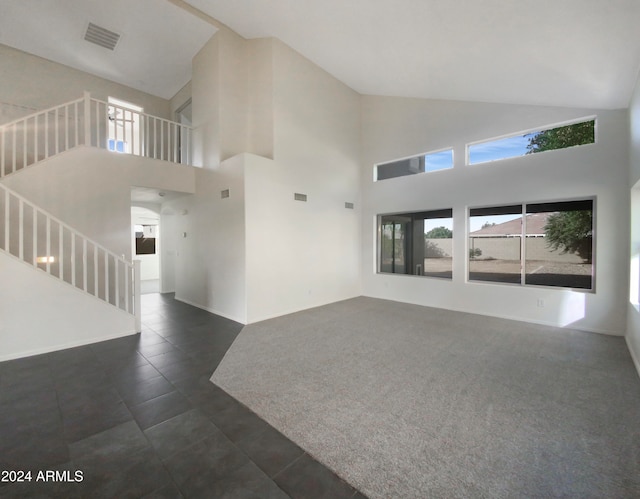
[211,297,640,498]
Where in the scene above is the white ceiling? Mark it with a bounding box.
[189,0,640,109]
[1,0,639,109]
[0,0,216,99]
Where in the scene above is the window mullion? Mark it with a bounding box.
[521,204,526,286]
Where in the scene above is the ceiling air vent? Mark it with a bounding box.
[84,22,120,51]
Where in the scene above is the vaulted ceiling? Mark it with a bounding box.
[0,0,217,99]
[2,0,639,109]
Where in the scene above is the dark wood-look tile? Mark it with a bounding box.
[130,390,192,430]
[0,424,70,471]
[204,461,289,498]
[98,350,150,373]
[163,432,249,496]
[69,420,150,462]
[137,340,181,358]
[208,400,272,443]
[115,374,175,406]
[237,424,305,478]
[109,362,163,385]
[144,349,193,370]
[0,294,362,498]
[171,373,223,402]
[274,453,359,499]
[60,387,133,443]
[76,448,171,498]
[144,409,219,460]
[153,357,213,383]
[142,482,184,498]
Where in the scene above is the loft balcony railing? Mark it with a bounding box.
[0,92,192,178]
[0,182,141,330]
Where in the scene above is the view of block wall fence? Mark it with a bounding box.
[425,237,584,263]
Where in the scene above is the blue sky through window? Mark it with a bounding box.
[469,213,521,232]
[423,218,453,233]
[469,133,537,165]
[425,149,453,172]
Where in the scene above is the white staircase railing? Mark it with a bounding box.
[1,97,85,177]
[0,183,140,328]
[0,92,192,178]
[89,96,193,165]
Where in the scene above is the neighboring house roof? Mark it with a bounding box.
[471,212,550,237]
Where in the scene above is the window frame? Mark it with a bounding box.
[466,116,597,166]
[375,147,454,181]
[467,197,596,292]
[377,208,454,280]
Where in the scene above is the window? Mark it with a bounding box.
[108,139,126,153]
[376,149,453,181]
[107,97,143,155]
[379,209,453,279]
[468,118,595,165]
[468,205,523,284]
[468,200,594,290]
[525,200,593,289]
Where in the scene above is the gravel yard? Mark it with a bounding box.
[421,258,592,288]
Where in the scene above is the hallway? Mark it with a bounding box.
[0,293,364,498]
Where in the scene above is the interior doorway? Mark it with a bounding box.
[131,205,161,294]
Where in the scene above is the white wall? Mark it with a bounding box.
[218,30,249,163]
[192,34,220,168]
[247,38,274,160]
[191,28,249,168]
[361,96,629,334]
[160,206,178,294]
[138,253,160,281]
[0,251,135,361]
[242,40,361,322]
[0,44,170,124]
[628,74,640,374]
[161,157,247,322]
[2,147,196,259]
[183,35,361,323]
[631,75,640,187]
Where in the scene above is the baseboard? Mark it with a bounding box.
[626,336,640,379]
[467,309,623,336]
[173,295,247,325]
[362,292,624,337]
[245,295,362,324]
[0,328,138,362]
[176,291,622,337]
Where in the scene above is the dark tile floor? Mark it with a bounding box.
[0,293,366,498]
